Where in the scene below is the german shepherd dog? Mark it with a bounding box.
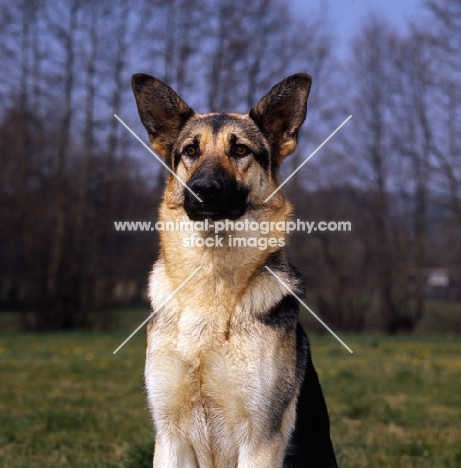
[132,73,338,468]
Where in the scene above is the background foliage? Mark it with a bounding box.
[0,0,460,332]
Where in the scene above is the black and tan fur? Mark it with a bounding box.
[132,73,338,468]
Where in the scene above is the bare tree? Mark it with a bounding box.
[344,19,419,333]
[426,0,461,220]
[42,0,81,328]
[0,0,50,325]
[424,0,461,288]
[388,26,441,331]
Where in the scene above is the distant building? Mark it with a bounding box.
[425,268,460,300]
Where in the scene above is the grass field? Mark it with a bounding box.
[1,322,461,467]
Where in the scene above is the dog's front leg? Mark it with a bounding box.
[237,435,286,468]
[153,435,198,468]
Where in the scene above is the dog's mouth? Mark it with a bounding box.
[185,205,248,221]
[184,196,249,221]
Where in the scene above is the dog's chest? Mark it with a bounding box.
[146,305,268,396]
[145,305,293,442]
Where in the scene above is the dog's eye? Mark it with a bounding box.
[234,145,249,157]
[184,145,198,157]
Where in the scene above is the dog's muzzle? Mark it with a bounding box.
[184,164,249,221]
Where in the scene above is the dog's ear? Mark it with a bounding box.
[249,74,311,165]
[131,74,195,160]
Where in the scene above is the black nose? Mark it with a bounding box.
[190,178,221,201]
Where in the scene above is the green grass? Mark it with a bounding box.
[0,331,460,467]
[0,332,150,468]
[310,335,461,467]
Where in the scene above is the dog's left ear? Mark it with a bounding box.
[131,73,195,160]
[249,74,312,165]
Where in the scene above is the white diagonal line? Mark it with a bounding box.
[264,115,352,202]
[114,114,203,202]
[265,266,353,353]
[113,266,202,354]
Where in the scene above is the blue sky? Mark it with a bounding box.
[292,0,425,55]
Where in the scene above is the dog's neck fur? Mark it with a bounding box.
[148,198,300,319]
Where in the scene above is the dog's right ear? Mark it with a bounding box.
[131,74,195,160]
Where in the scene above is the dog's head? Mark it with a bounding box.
[132,73,311,221]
